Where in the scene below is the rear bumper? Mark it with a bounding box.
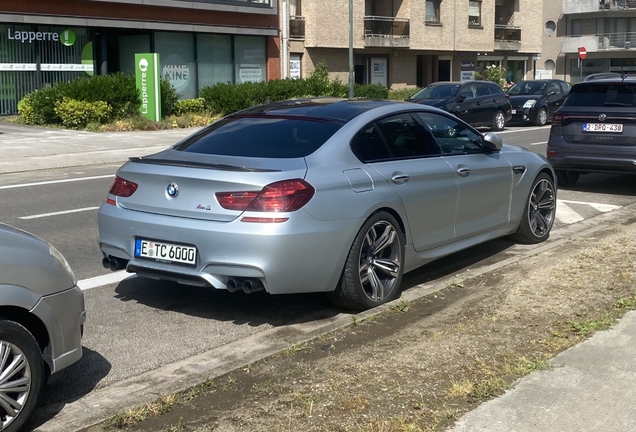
[547,137,636,173]
[97,203,359,295]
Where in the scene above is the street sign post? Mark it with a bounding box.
[578,47,587,80]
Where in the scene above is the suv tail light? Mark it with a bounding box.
[216,179,315,213]
[108,176,138,198]
[552,113,562,126]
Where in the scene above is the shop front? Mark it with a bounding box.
[0,24,269,115]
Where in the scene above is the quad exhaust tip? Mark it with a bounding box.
[226,278,264,294]
[102,256,128,271]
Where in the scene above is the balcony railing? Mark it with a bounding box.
[599,0,636,10]
[363,16,410,48]
[597,32,636,50]
[290,16,305,40]
[494,25,521,51]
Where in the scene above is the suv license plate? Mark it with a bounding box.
[583,123,623,133]
[134,238,197,266]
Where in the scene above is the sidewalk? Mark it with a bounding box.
[0,123,200,174]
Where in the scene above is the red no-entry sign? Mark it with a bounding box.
[578,47,587,60]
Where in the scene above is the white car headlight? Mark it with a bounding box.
[523,100,537,109]
[49,245,77,285]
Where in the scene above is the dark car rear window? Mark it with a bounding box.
[564,83,636,107]
[174,116,343,158]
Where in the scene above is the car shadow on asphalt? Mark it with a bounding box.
[557,173,636,197]
[113,276,341,327]
[27,347,111,430]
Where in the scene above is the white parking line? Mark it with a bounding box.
[498,126,550,134]
[78,271,135,291]
[559,199,622,213]
[0,174,115,190]
[19,206,100,220]
[529,141,547,146]
[556,202,585,224]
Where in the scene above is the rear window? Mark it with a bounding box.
[564,83,636,107]
[174,116,342,158]
[411,85,460,100]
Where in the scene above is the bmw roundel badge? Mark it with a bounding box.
[167,182,179,198]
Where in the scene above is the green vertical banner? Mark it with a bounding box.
[135,53,161,122]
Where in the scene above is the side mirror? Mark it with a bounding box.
[457,94,466,102]
[483,132,503,151]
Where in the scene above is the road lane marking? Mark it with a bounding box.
[497,126,550,134]
[555,201,585,224]
[78,271,135,291]
[0,174,115,190]
[559,199,622,213]
[20,206,100,220]
[529,141,547,146]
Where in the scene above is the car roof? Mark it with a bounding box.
[233,98,409,123]
[574,75,636,86]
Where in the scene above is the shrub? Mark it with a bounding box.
[355,83,389,99]
[18,86,64,125]
[60,73,140,119]
[200,81,271,115]
[161,77,180,117]
[482,65,507,87]
[54,98,112,129]
[174,98,206,116]
[388,87,420,101]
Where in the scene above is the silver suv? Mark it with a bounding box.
[547,76,636,186]
[0,223,85,432]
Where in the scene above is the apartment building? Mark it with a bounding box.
[544,0,636,83]
[282,0,542,89]
[0,0,280,114]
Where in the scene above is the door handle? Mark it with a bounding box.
[492,99,498,103]
[391,174,410,184]
[476,101,481,106]
[457,167,471,177]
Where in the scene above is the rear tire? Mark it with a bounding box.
[535,108,548,126]
[511,173,556,244]
[555,170,579,187]
[491,110,506,131]
[328,212,405,311]
[0,320,45,432]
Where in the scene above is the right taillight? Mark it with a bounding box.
[216,179,315,213]
[552,113,562,126]
[108,176,138,198]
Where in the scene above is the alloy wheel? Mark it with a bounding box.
[495,112,505,130]
[538,108,547,126]
[528,178,556,238]
[357,221,401,302]
[0,341,31,430]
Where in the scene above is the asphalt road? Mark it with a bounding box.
[1,125,634,428]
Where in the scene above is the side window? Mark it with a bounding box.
[351,124,391,162]
[376,113,440,159]
[548,82,561,95]
[415,112,484,155]
[460,85,476,100]
[475,84,491,97]
[560,82,570,95]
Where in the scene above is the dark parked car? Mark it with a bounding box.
[407,81,512,131]
[506,79,570,126]
[547,76,636,186]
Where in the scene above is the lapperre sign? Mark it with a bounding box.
[7,28,76,46]
[135,53,161,122]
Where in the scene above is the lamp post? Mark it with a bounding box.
[348,0,354,99]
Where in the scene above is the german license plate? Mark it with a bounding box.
[134,238,197,266]
[583,123,623,133]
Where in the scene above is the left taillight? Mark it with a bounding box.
[216,179,315,213]
[107,176,138,199]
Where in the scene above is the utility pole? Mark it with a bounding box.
[348,0,354,99]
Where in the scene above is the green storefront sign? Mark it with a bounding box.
[135,53,161,122]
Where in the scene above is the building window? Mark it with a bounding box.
[571,19,582,36]
[545,20,556,35]
[425,0,440,24]
[469,1,481,27]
